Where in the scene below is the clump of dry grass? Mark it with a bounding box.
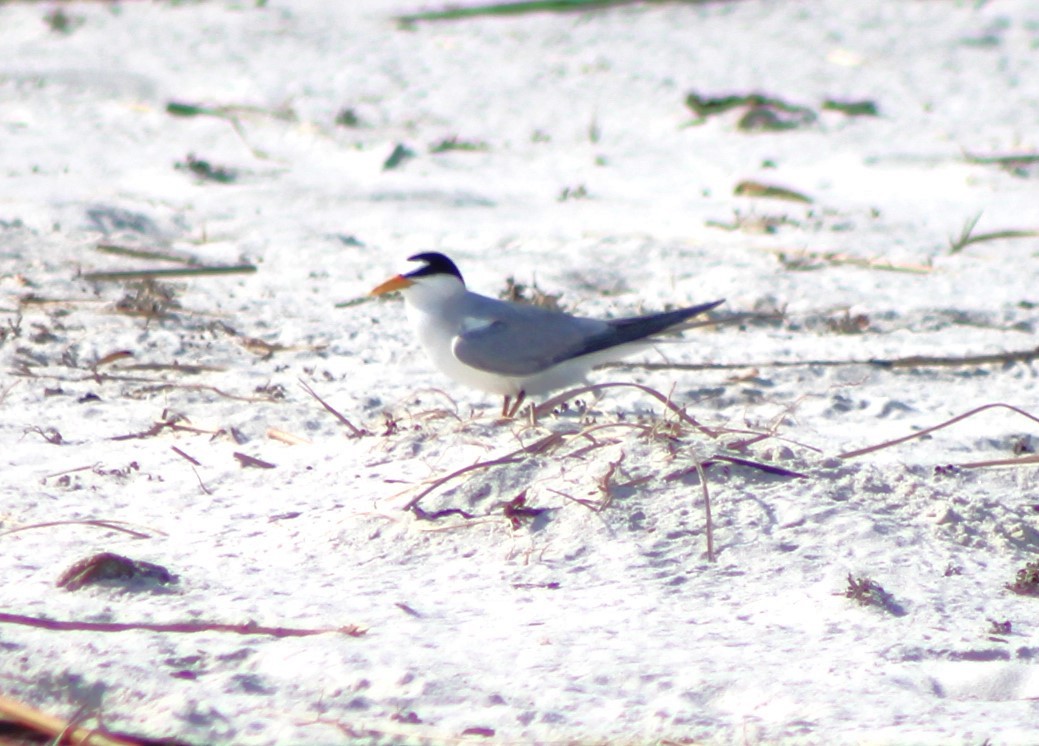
[1006,561,1039,596]
[844,574,906,616]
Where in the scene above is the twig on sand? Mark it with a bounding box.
[299,379,368,437]
[0,695,157,746]
[956,453,1039,469]
[607,345,1039,372]
[770,248,932,274]
[170,446,212,493]
[233,451,276,469]
[403,431,571,518]
[95,242,201,265]
[404,455,526,516]
[0,611,365,638]
[0,519,163,540]
[870,347,1039,369]
[111,417,218,441]
[838,402,1039,460]
[693,458,714,562]
[0,379,20,406]
[12,368,279,403]
[82,265,257,281]
[710,454,809,479]
[170,445,201,466]
[398,0,647,24]
[965,151,1039,166]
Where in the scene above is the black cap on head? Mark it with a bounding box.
[405,252,464,283]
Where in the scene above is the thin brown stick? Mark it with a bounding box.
[403,455,525,513]
[871,347,1039,368]
[190,464,212,495]
[82,265,257,281]
[694,458,714,562]
[839,403,1039,460]
[267,427,310,445]
[0,519,162,540]
[233,452,276,469]
[123,362,227,374]
[0,611,365,638]
[44,463,98,479]
[11,369,278,402]
[964,151,1039,166]
[0,695,139,746]
[770,249,932,274]
[112,418,217,441]
[170,446,201,466]
[95,242,200,265]
[403,431,569,514]
[711,454,809,479]
[606,345,1039,372]
[0,379,21,406]
[956,454,1039,469]
[299,380,366,437]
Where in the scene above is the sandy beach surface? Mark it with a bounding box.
[2,1,1039,743]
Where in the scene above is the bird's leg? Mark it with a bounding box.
[501,396,511,418]
[503,390,526,419]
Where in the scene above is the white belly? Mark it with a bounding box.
[406,303,595,397]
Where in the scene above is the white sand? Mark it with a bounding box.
[2,0,1039,743]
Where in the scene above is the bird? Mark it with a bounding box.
[370,252,723,417]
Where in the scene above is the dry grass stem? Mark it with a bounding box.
[403,432,571,516]
[43,463,98,479]
[12,369,279,402]
[233,452,276,469]
[872,346,1039,369]
[404,454,525,514]
[267,427,311,445]
[95,243,199,265]
[123,361,228,374]
[711,454,809,479]
[299,380,367,437]
[694,458,714,562]
[545,486,608,516]
[0,611,365,638]
[82,265,257,282]
[956,453,1039,469]
[0,519,163,540]
[839,402,1039,460]
[0,379,20,406]
[0,695,144,746]
[965,151,1039,166]
[734,180,813,203]
[947,214,1036,253]
[610,345,1039,373]
[92,350,133,368]
[112,417,218,441]
[596,454,623,511]
[771,248,932,274]
[170,445,200,466]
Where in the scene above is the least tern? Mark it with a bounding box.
[371,252,723,417]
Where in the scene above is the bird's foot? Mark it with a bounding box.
[501,391,527,419]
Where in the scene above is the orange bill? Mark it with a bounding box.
[369,274,414,296]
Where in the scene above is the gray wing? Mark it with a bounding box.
[452,296,724,376]
[452,305,609,376]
